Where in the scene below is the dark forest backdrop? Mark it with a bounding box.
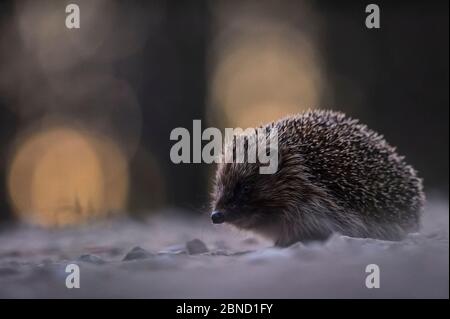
[0,0,448,224]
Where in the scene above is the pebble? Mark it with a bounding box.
[185,239,208,255]
[122,246,154,261]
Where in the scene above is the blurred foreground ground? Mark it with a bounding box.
[0,198,448,298]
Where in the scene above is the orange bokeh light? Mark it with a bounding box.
[7,127,129,227]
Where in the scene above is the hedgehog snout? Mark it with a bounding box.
[211,210,226,224]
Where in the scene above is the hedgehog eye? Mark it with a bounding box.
[234,182,251,200]
[241,185,251,194]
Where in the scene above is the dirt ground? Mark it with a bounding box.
[0,198,448,298]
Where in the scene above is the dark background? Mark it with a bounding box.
[0,0,448,223]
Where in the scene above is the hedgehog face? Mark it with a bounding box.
[210,161,293,232]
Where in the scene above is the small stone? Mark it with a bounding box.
[186,239,208,255]
[77,254,106,265]
[122,246,154,261]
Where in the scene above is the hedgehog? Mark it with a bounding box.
[210,110,425,246]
